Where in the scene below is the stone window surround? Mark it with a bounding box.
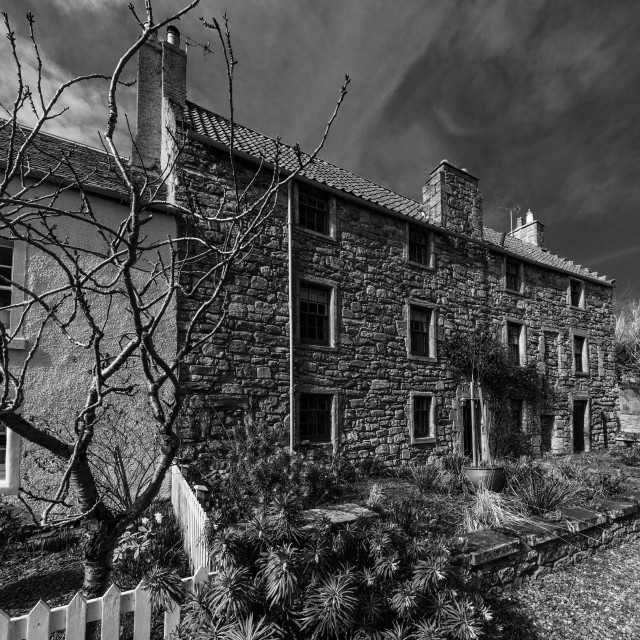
[408,390,437,445]
[510,397,528,432]
[406,300,437,363]
[295,385,339,448]
[567,277,585,310]
[539,325,560,374]
[295,273,339,351]
[503,256,525,295]
[293,182,338,242]
[404,222,436,270]
[571,328,589,377]
[503,317,527,366]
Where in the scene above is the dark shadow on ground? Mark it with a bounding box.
[487,591,542,640]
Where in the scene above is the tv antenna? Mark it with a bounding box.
[183,34,213,60]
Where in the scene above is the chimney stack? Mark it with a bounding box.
[510,209,545,248]
[423,160,483,240]
[132,26,187,173]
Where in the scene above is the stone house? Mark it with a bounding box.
[135,28,616,466]
[0,27,619,490]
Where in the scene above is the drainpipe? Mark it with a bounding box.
[288,180,295,453]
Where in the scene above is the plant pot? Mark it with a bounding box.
[463,466,506,493]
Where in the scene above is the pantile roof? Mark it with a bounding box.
[183,101,613,285]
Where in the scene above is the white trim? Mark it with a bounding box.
[0,425,20,494]
[294,182,338,241]
[296,274,339,350]
[571,328,589,376]
[504,317,527,365]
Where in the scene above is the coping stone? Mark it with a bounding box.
[589,498,638,520]
[505,516,570,547]
[617,489,640,504]
[459,529,520,567]
[558,506,607,533]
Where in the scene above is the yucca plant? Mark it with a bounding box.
[141,564,186,612]
[222,614,282,640]
[410,619,446,640]
[207,566,255,621]
[258,543,301,607]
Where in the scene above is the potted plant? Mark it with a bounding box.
[441,322,547,492]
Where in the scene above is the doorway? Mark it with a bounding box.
[462,399,482,458]
[541,415,554,454]
[573,400,588,453]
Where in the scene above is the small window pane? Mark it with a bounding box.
[0,424,6,479]
[410,307,432,357]
[409,227,430,265]
[300,394,332,442]
[507,322,521,365]
[300,284,330,345]
[413,396,432,439]
[299,191,329,235]
[570,280,582,307]
[0,246,12,268]
[506,260,521,292]
[574,336,585,373]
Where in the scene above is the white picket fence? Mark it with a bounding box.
[2,565,213,640]
[170,464,211,572]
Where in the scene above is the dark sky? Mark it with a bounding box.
[2,0,639,292]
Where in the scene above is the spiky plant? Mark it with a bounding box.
[258,543,301,608]
[381,620,414,640]
[206,566,255,621]
[461,486,529,532]
[301,572,358,639]
[140,564,186,612]
[180,583,216,631]
[410,619,445,640]
[221,614,282,640]
[389,580,422,620]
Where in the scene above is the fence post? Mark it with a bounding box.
[65,593,87,640]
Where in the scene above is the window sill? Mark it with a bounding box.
[569,305,586,311]
[299,440,333,447]
[298,342,338,353]
[504,288,526,297]
[406,259,435,271]
[294,226,338,245]
[411,436,436,445]
[407,354,438,364]
[574,372,590,378]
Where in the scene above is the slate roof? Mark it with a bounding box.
[183,101,613,286]
[0,123,128,197]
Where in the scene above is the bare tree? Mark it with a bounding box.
[0,2,348,595]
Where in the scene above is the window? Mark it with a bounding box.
[408,226,431,266]
[505,259,522,292]
[0,241,13,328]
[510,399,524,431]
[299,394,332,443]
[413,395,432,440]
[507,322,523,365]
[569,279,584,308]
[573,335,588,374]
[299,189,329,236]
[409,306,434,358]
[300,283,330,346]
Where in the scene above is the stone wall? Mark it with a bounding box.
[458,488,640,592]
[172,129,618,468]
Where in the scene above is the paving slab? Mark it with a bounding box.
[459,529,520,567]
[558,506,607,533]
[302,502,379,528]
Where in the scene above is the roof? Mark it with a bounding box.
[183,101,612,286]
[0,123,129,197]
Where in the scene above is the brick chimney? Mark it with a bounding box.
[132,26,187,174]
[423,160,483,240]
[510,209,545,248]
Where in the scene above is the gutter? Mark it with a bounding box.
[287,180,295,453]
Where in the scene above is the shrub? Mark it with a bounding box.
[611,443,640,467]
[410,459,450,495]
[557,461,627,500]
[506,461,580,516]
[149,498,496,639]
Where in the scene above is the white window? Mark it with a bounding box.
[297,275,338,349]
[572,331,589,376]
[407,303,437,361]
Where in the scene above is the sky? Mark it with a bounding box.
[1,0,639,293]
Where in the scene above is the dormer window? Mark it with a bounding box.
[299,189,329,236]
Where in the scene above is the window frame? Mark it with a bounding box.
[409,391,436,444]
[294,183,337,241]
[568,278,585,309]
[504,257,524,294]
[0,238,26,349]
[407,302,437,362]
[296,275,338,350]
[296,389,338,446]
[0,422,20,495]
[504,319,526,366]
[571,329,589,376]
[405,223,435,269]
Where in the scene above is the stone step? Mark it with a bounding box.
[588,498,638,519]
[558,506,607,533]
[301,502,379,529]
[458,529,520,567]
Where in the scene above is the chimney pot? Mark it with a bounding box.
[167,25,180,47]
[526,209,535,224]
[516,216,524,228]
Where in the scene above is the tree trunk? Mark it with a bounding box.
[82,519,120,597]
[477,385,492,464]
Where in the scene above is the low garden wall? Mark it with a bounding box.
[458,487,640,593]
